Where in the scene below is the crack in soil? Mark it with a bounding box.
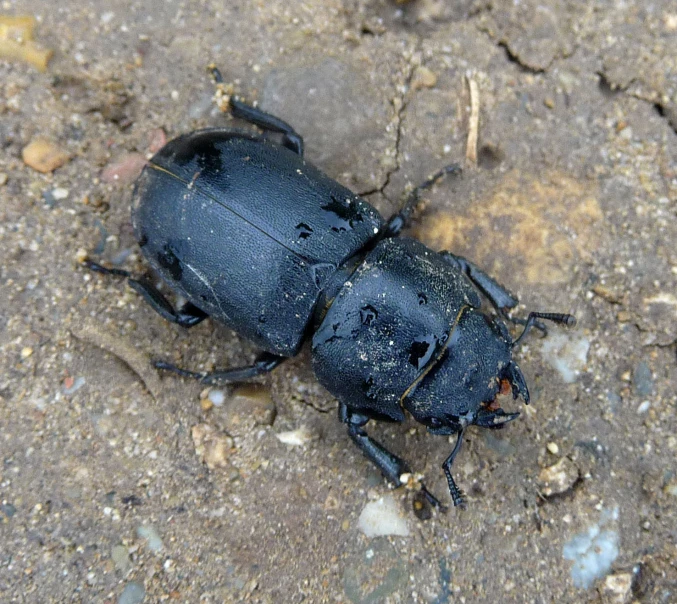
[470,9,677,138]
[598,70,677,136]
[497,40,550,74]
[358,41,423,204]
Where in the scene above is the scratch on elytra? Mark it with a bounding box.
[183,262,229,320]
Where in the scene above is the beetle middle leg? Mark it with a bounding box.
[83,260,208,328]
[210,65,304,156]
[154,351,286,385]
[382,163,462,238]
[339,403,446,511]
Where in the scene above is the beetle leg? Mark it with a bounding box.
[442,429,467,508]
[339,403,447,511]
[439,252,549,334]
[229,98,304,156]
[475,408,521,429]
[439,252,518,311]
[154,351,286,385]
[382,163,462,238]
[83,260,208,327]
[210,65,304,155]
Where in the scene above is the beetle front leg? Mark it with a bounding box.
[442,429,467,508]
[83,260,208,328]
[439,252,549,334]
[439,252,518,311]
[210,66,304,156]
[339,403,446,511]
[382,163,462,238]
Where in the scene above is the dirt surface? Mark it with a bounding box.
[1,1,677,602]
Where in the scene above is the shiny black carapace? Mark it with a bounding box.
[86,68,575,510]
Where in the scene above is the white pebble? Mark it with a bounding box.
[636,401,650,414]
[276,426,314,446]
[357,494,410,538]
[547,442,560,455]
[52,187,69,200]
[541,334,590,383]
[208,389,225,406]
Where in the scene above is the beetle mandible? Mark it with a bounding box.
[86,67,575,510]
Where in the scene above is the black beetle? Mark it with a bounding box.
[86,68,575,510]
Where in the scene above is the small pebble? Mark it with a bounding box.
[619,126,633,140]
[662,482,677,498]
[148,128,167,153]
[63,376,85,395]
[547,442,560,455]
[0,172,7,186]
[563,508,619,589]
[276,426,314,446]
[538,457,578,497]
[411,66,438,91]
[632,362,653,396]
[191,423,233,469]
[636,401,650,414]
[75,249,89,265]
[541,334,590,384]
[118,581,145,604]
[22,138,70,173]
[101,153,147,184]
[1,503,16,518]
[208,389,225,407]
[230,383,276,426]
[358,495,410,538]
[52,187,69,200]
[21,347,33,359]
[598,572,633,604]
[136,524,163,552]
[111,544,132,574]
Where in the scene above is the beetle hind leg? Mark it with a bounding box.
[83,260,208,328]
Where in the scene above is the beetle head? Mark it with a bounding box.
[403,307,529,432]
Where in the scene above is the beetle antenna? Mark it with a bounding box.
[512,312,576,348]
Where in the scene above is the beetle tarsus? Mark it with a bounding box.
[419,485,449,513]
[442,429,467,508]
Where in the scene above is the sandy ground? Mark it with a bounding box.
[1,1,676,602]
